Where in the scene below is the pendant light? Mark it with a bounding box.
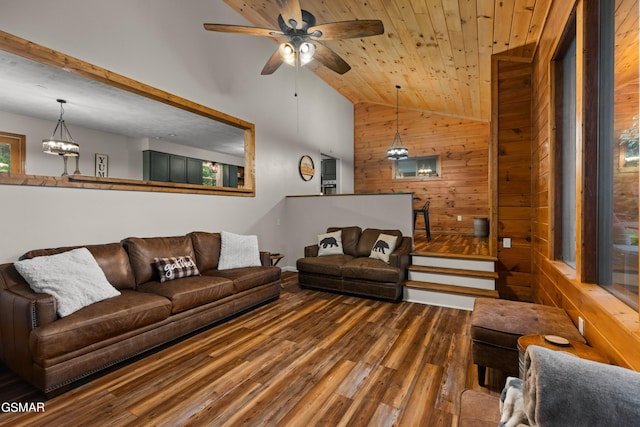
[386,85,409,160]
[42,99,81,176]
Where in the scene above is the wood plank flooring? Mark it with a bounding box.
[0,273,500,426]
[413,233,490,257]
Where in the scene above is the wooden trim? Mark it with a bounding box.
[574,2,586,278]
[579,0,599,283]
[0,131,25,174]
[286,192,413,198]
[0,173,254,196]
[549,9,578,262]
[537,255,640,369]
[0,30,256,197]
[549,61,562,259]
[489,56,500,258]
[404,280,500,298]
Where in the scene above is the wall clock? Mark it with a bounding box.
[298,155,315,181]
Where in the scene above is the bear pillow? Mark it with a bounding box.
[369,233,398,263]
[317,230,343,256]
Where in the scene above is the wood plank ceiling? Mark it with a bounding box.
[223,0,551,122]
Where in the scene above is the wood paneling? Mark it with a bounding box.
[531,0,640,369]
[223,0,552,121]
[354,102,490,235]
[494,58,533,301]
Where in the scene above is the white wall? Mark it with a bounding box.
[0,0,355,262]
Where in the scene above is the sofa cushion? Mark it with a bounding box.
[14,248,121,318]
[296,254,354,277]
[356,229,402,257]
[30,289,171,362]
[210,266,281,293]
[137,275,234,314]
[342,257,403,283]
[189,231,221,271]
[327,226,362,257]
[317,230,343,256]
[123,236,196,286]
[21,243,136,290]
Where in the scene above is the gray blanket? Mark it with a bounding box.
[523,345,640,426]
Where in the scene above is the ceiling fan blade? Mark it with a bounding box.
[309,20,385,40]
[203,23,283,38]
[261,49,284,75]
[275,0,303,29]
[313,43,351,74]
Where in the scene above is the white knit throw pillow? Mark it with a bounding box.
[218,231,262,270]
[14,247,121,317]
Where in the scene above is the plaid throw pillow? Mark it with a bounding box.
[153,256,200,283]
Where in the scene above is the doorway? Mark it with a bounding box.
[320,154,339,195]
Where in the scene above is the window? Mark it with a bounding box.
[394,155,440,179]
[553,21,577,269]
[597,0,639,310]
[0,132,26,174]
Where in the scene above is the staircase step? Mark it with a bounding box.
[408,265,499,280]
[410,251,498,263]
[404,280,499,299]
[411,253,496,272]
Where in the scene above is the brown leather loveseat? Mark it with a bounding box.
[0,231,281,395]
[296,226,412,301]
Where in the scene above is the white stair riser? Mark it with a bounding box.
[408,271,495,290]
[403,287,475,311]
[411,255,495,272]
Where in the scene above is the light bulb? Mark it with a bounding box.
[279,43,296,65]
[299,42,315,65]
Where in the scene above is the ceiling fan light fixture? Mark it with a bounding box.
[386,85,409,160]
[279,41,316,67]
[204,5,383,76]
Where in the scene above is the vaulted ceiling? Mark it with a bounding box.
[224,0,551,122]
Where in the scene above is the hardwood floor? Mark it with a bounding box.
[413,233,490,257]
[0,273,500,426]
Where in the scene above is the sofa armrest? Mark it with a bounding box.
[0,264,57,328]
[0,285,57,382]
[259,251,271,267]
[389,236,412,272]
[304,244,319,257]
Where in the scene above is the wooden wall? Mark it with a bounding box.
[354,103,490,235]
[494,58,533,301]
[531,0,640,369]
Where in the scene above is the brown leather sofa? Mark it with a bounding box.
[296,226,412,301]
[0,232,281,395]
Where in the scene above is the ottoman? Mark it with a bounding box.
[470,298,585,386]
[457,390,500,427]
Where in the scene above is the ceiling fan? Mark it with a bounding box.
[204,0,384,75]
